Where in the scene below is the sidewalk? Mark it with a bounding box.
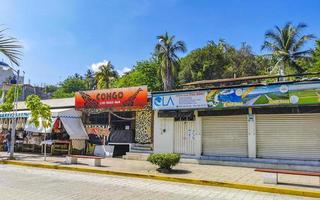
[1,152,319,195]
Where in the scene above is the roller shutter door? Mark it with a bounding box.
[202,115,248,157]
[256,114,320,160]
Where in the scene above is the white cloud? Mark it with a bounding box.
[90,60,111,72]
[90,60,131,76]
[117,67,131,76]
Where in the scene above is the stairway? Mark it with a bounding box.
[123,143,153,161]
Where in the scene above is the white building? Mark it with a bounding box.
[0,61,24,87]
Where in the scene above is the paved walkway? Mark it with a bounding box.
[1,165,314,200]
[1,152,319,193]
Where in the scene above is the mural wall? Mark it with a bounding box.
[152,81,320,110]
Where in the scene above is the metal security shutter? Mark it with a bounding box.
[202,115,248,157]
[256,114,320,160]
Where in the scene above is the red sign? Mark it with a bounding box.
[85,126,110,136]
[75,86,148,110]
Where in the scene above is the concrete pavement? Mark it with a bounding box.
[1,152,319,191]
[0,165,316,200]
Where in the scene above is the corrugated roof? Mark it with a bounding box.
[17,97,74,110]
[182,72,320,87]
[182,75,279,86]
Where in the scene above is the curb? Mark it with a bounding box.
[1,160,320,198]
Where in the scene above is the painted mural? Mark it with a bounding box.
[152,81,320,110]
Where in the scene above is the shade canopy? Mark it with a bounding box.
[24,108,88,140]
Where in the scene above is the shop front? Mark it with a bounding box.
[152,80,320,161]
[0,106,88,154]
[0,111,29,152]
[24,108,88,155]
[75,86,152,157]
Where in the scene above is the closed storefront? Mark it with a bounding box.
[152,80,320,162]
[202,115,248,157]
[174,120,196,156]
[256,113,320,160]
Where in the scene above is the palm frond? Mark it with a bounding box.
[292,34,316,52]
[262,22,314,74]
[0,28,22,66]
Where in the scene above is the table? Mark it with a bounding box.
[41,140,71,155]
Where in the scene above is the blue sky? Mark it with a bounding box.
[0,0,319,85]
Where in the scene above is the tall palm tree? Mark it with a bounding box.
[0,28,22,66]
[84,69,96,89]
[95,62,118,89]
[155,32,187,91]
[262,22,315,75]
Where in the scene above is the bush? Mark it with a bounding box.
[147,153,180,171]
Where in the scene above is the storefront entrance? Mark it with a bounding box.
[174,121,196,156]
[173,111,196,156]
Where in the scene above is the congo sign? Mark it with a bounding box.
[75,86,148,111]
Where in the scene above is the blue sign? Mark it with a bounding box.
[152,91,208,110]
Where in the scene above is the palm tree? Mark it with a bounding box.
[0,28,22,66]
[84,69,96,89]
[155,32,187,91]
[262,22,315,75]
[95,61,118,89]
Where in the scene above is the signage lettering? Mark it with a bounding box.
[75,86,148,111]
[152,81,320,110]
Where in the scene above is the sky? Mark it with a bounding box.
[0,0,319,86]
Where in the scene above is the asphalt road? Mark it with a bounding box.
[0,165,315,200]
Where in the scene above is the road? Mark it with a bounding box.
[0,165,315,200]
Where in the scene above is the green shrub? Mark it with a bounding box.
[147,153,180,171]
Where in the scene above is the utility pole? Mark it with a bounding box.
[9,69,20,160]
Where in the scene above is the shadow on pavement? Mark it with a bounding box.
[157,168,191,174]
[278,182,320,189]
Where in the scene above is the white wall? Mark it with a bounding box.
[153,109,257,159]
[194,111,202,157]
[153,111,174,153]
[247,113,257,158]
[153,110,202,158]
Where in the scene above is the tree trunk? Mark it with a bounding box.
[164,60,172,91]
[279,63,285,82]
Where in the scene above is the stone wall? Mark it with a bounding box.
[135,108,152,144]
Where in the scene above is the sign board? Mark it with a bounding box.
[152,90,208,110]
[85,125,110,136]
[152,81,320,110]
[75,86,148,111]
[0,112,30,119]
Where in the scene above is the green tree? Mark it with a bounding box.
[179,41,229,83]
[179,40,270,84]
[307,40,320,72]
[112,59,163,91]
[52,74,87,98]
[61,74,87,93]
[52,88,74,99]
[314,40,320,67]
[84,69,96,89]
[25,95,52,161]
[0,28,22,66]
[262,22,315,75]
[0,85,22,111]
[45,85,58,94]
[155,32,187,91]
[95,62,118,89]
[223,42,269,78]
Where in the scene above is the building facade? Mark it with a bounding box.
[152,80,320,161]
